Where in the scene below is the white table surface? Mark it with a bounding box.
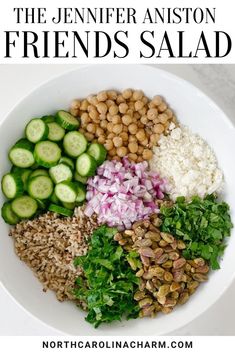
[0,64,235,336]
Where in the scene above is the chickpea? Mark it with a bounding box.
[112,124,123,134]
[123,125,128,133]
[98,135,106,144]
[107,122,114,133]
[113,136,123,148]
[109,147,117,157]
[128,123,138,135]
[96,127,104,137]
[122,89,132,99]
[136,129,146,141]
[116,95,126,104]
[89,109,99,121]
[100,120,108,129]
[146,121,153,128]
[129,135,137,143]
[107,132,115,139]
[153,123,165,134]
[126,108,134,117]
[106,113,113,122]
[119,103,128,114]
[90,96,99,106]
[148,101,156,109]
[158,102,167,112]
[87,123,96,134]
[119,132,129,142]
[147,108,158,120]
[96,102,108,115]
[128,142,138,153]
[143,149,153,160]
[112,115,121,124]
[109,104,119,116]
[81,112,91,126]
[84,132,94,141]
[137,145,144,155]
[153,116,160,125]
[117,146,128,157]
[80,99,89,111]
[107,90,118,100]
[165,108,173,118]
[133,112,140,120]
[158,113,169,124]
[135,100,144,111]
[150,133,160,145]
[70,108,79,117]
[138,107,147,116]
[142,96,149,105]
[112,156,121,162]
[128,153,138,161]
[71,99,80,110]
[99,114,107,121]
[104,139,114,151]
[152,95,162,106]
[106,99,115,108]
[128,102,135,110]
[122,114,132,126]
[137,156,143,163]
[87,104,96,113]
[140,138,149,146]
[140,115,148,125]
[97,91,108,102]
[132,90,143,101]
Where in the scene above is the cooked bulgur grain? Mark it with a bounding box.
[10,207,98,304]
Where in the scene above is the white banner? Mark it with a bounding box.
[0,336,234,353]
[0,0,234,63]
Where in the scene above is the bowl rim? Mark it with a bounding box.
[0,64,235,335]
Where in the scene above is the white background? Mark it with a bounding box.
[0,64,235,335]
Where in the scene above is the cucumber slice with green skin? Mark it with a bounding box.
[75,182,86,203]
[29,169,49,179]
[36,199,49,210]
[59,156,74,170]
[1,202,20,225]
[74,172,88,184]
[9,139,35,168]
[27,175,53,200]
[47,122,65,142]
[50,191,60,205]
[76,153,97,177]
[55,110,80,131]
[62,202,76,210]
[41,115,55,124]
[49,163,73,184]
[11,196,38,219]
[21,169,32,191]
[34,141,61,168]
[55,181,77,203]
[87,143,107,166]
[1,173,23,199]
[48,204,73,217]
[63,131,87,158]
[25,118,49,143]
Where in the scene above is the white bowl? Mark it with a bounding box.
[0,65,234,336]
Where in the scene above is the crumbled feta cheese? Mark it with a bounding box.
[150,126,223,200]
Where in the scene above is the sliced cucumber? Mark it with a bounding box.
[21,169,32,190]
[48,204,73,217]
[75,182,86,203]
[41,115,55,124]
[50,191,60,205]
[27,175,53,200]
[59,156,74,170]
[74,172,88,184]
[49,163,72,184]
[25,118,49,143]
[9,139,35,168]
[29,169,49,179]
[1,173,23,199]
[76,153,97,177]
[62,202,76,210]
[55,181,77,203]
[1,202,20,225]
[34,141,61,168]
[47,122,65,142]
[63,131,87,158]
[12,196,38,219]
[87,143,107,166]
[55,110,80,131]
[36,199,48,210]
